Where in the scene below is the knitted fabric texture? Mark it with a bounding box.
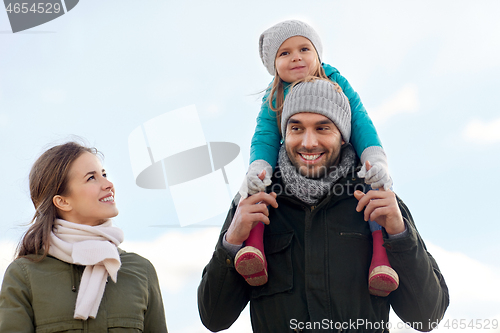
[48,219,124,320]
[278,143,357,205]
[259,20,323,76]
[281,79,351,142]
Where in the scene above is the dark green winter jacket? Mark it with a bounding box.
[198,166,449,332]
[0,249,167,332]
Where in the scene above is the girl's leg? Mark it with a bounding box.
[234,222,268,286]
[368,220,399,296]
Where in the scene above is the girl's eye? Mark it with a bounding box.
[87,175,95,181]
[103,173,107,178]
[301,47,310,52]
[279,51,289,57]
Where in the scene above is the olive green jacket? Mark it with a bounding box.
[0,249,167,333]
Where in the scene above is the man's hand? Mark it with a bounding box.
[226,170,278,245]
[354,162,405,235]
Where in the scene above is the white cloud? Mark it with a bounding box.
[369,84,419,125]
[463,118,500,144]
[0,240,16,283]
[121,228,221,294]
[389,242,500,332]
[426,242,500,304]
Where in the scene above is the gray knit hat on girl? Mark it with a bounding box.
[259,20,323,76]
[281,79,351,142]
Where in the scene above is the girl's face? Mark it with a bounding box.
[55,152,118,226]
[275,36,319,83]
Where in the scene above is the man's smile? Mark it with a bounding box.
[299,152,323,162]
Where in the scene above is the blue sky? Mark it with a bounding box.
[1,1,500,332]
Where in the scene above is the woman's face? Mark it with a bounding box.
[56,152,118,226]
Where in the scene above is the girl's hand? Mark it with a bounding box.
[228,168,277,245]
[358,149,393,190]
[238,160,272,199]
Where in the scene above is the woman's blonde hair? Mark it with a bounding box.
[267,58,329,135]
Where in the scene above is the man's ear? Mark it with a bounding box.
[53,195,72,212]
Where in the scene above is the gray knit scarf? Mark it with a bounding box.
[278,143,357,205]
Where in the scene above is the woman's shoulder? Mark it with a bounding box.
[118,249,155,269]
[9,254,62,268]
[3,255,67,282]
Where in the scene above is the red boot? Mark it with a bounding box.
[368,230,399,296]
[234,222,267,286]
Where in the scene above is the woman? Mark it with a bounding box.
[0,142,168,332]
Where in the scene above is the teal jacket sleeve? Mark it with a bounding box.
[323,63,383,156]
[249,86,282,170]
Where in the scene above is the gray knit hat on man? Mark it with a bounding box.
[259,20,323,76]
[281,79,351,142]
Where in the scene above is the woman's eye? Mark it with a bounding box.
[87,175,95,181]
[103,173,107,178]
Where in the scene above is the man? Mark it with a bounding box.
[198,79,449,332]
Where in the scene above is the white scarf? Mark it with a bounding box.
[48,218,124,320]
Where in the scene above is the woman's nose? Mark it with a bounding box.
[103,177,114,190]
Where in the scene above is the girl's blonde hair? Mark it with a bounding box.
[267,58,329,135]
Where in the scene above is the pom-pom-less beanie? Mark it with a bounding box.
[259,20,323,76]
[281,79,351,142]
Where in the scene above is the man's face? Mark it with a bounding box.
[285,113,344,179]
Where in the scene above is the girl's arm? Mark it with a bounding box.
[250,88,281,170]
[240,87,280,197]
[327,68,382,155]
[327,65,392,189]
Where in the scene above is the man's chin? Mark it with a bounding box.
[298,166,325,179]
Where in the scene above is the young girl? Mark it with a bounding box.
[0,142,168,332]
[234,20,398,296]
